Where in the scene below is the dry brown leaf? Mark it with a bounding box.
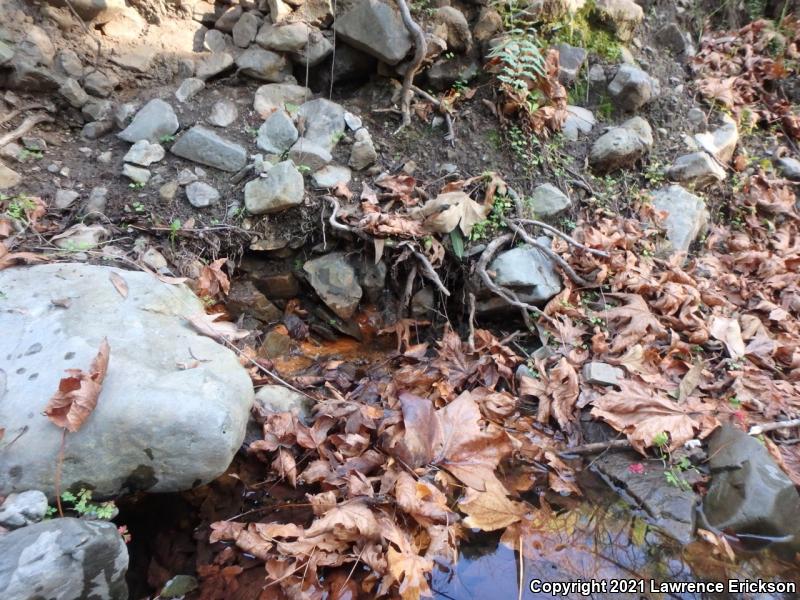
[0,242,46,270]
[304,502,381,542]
[272,448,297,487]
[709,316,746,359]
[108,272,128,299]
[458,480,525,531]
[44,338,110,432]
[417,191,490,237]
[591,379,718,453]
[196,258,230,298]
[394,471,457,527]
[597,294,668,353]
[548,357,579,429]
[386,533,433,600]
[186,312,249,342]
[0,218,12,238]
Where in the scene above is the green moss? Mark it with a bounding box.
[544,1,623,61]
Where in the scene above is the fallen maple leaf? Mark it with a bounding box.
[709,316,746,360]
[548,357,579,429]
[44,338,110,432]
[186,312,249,342]
[394,471,457,527]
[0,242,46,270]
[304,502,381,542]
[415,191,490,237]
[196,258,230,298]
[597,294,668,353]
[591,379,718,453]
[458,480,525,531]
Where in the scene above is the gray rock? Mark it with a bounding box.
[304,253,363,319]
[204,29,230,53]
[0,163,22,190]
[208,100,238,127]
[358,259,387,303]
[555,42,586,85]
[214,5,243,33]
[589,116,653,173]
[15,26,55,67]
[185,181,220,207]
[0,263,254,497]
[290,29,333,67]
[232,11,261,48]
[694,115,738,163]
[296,98,345,151]
[650,184,709,255]
[109,48,154,73]
[592,0,643,42]
[83,69,118,97]
[82,98,114,123]
[256,110,298,154]
[656,23,694,57]
[474,7,503,43]
[608,65,659,112]
[433,6,472,53]
[122,163,151,184]
[297,0,334,26]
[288,139,332,171]
[0,491,48,529]
[588,63,607,94]
[54,189,80,209]
[333,0,413,65]
[267,0,293,22]
[81,120,114,140]
[687,107,706,130]
[113,102,138,130]
[563,105,596,141]
[174,77,205,103]
[349,128,377,171]
[171,125,247,172]
[195,52,235,80]
[344,111,363,131]
[312,165,352,188]
[776,156,800,181]
[594,451,697,544]
[582,362,624,386]
[704,425,800,553]
[256,22,310,52]
[244,160,304,214]
[226,280,282,323]
[254,385,314,420]
[426,55,479,91]
[236,47,290,82]
[118,99,179,143]
[59,78,89,108]
[85,186,108,215]
[0,40,15,66]
[161,575,198,599]
[177,169,199,186]
[666,152,726,189]
[480,241,562,311]
[52,224,110,249]
[253,83,311,118]
[411,287,435,318]
[123,140,165,166]
[55,49,83,79]
[0,518,128,600]
[527,183,571,217]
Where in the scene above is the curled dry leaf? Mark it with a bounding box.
[0,242,46,271]
[108,272,128,299]
[196,258,230,299]
[44,338,110,432]
[708,316,746,360]
[458,480,525,531]
[186,312,249,342]
[414,191,490,238]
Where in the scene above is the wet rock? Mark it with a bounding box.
[426,55,479,91]
[289,139,333,170]
[83,69,118,98]
[254,385,314,419]
[236,47,291,82]
[171,125,247,172]
[118,99,179,143]
[694,115,738,163]
[607,65,659,112]
[333,0,413,65]
[594,451,697,544]
[775,156,800,181]
[555,42,586,85]
[592,0,643,42]
[54,189,80,209]
[204,29,230,53]
[582,361,623,386]
[650,184,709,255]
[175,77,205,103]
[304,253,363,319]
[259,329,292,358]
[703,425,800,553]
[349,128,378,171]
[82,98,114,122]
[656,23,694,57]
[195,52,235,80]
[433,7,472,53]
[0,518,129,600]
[312,164,352,188]
[527,183,571,217]
[244,160,304,214]
[666,152,726,189]
[289,29,333,67]
[59,78,89,108]
[186,181,220,207]
[296,98,346,151]
[589,116,653,173]
[226,280,282,323]
[256,22,310,52]
[85,186,108,215]
[0,263,254,497]
[123,140,165,167]
[208,99,238,127]
[0,490,48,529]
[232,11,261,48]
[256,109,298,154]
[563,105,596,141]
[253,83,311,118]
[480,241,563,312]
[214,5,243,33]
[122,163,151,184]
[0,163,21,190]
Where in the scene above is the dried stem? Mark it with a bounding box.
[411,85,455,144]
[515,219,609,258]
[395,0,426,132]
[0,113,53,149]
[324,196,370,240]
[400,242,450,297]
[749,418,800,436]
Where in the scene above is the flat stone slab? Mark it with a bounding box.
[170,125,247,172]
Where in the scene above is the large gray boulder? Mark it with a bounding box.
[244,160,305,214]
[0,263,254,498]
[333,0,413,65]
[666,152,726,189]
[117,99,179,143]
[650,184,709,256]
[0,518,128,600]
[171,125,247,172]
[256,110,298,154]
[704,426,800,553]
[303,253,363,319]
[607,65,660,112]
[589,116,653,173]
[296,98,346,151]
[235,47,291,82]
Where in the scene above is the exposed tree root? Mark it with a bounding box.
[395,0,427,133]
[0,114,54,149]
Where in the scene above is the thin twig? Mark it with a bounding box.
[467,292,476,352]
[394,0,427,132]
[323,196,370,240]
[399,242,450,296]
[557,439,633,457]
[749,418,800,436]
[412,85,455,143]
[0,114,53,149]
[515,219,610,257]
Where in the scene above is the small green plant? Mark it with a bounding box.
[128,181,146,190]
[297,165,312,174]
[653,432,695,491]
[50,489,117,520]
[159,134,176,144]
[643,161,666,186]
[470,193,514,241]
[330,131,346,144]
[246,127,259,138]
[169,218,182,247]
[4,195,37,221]
[19,148,43,161]
[131,201,146,213]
